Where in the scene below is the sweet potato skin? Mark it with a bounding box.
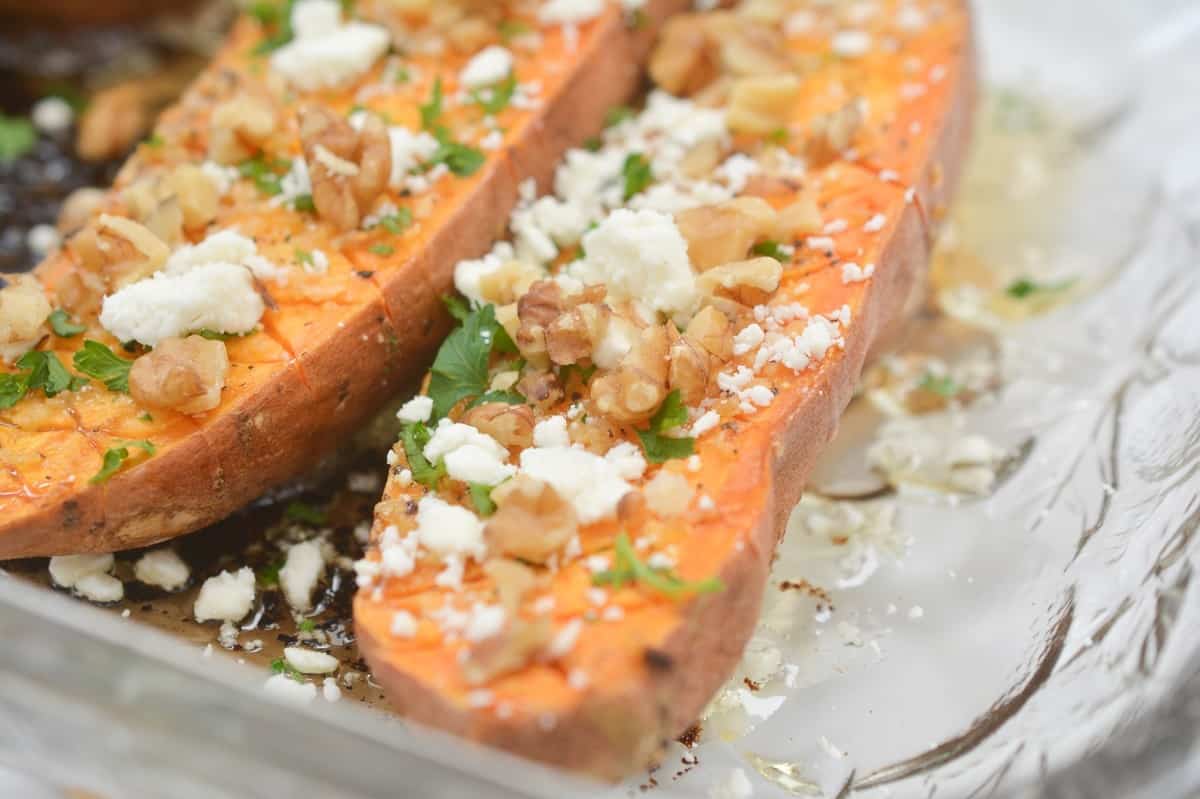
[0,1,691,558]
[356,5,978,780]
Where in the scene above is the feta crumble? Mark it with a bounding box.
[397,395,434,424]
[134,549,190,591]
[459,45,514,89]
[279,540,326,612]
[194,567,256,623]
[270,0,390,91]
[284,646,339,675]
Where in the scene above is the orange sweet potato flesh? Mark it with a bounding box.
[355,0,977,780]
[0,1,691,557]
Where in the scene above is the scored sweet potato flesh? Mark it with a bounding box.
[0,0,690,557]
[355,0,976,779]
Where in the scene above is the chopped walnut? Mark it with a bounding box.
[680,138,727,181]
[546,303,606,366]
[299,107,393,231]
[84,215,171,289]
[807,101,865,167]
[643,470,695,517]
[0,275,52,364]
[776,195,823,239]
[591,324,669,425]
[128,335,230,415]
[461,402,535,449]
[477,260,543,305]
[54,269,107,318]
[57,187,107,236]
[76,84,151,162]
[667,324,712,405]
[486,475,578,564]
[163,165,221,230]
[515,280,564,366]
[568,413,622,455]
[675,197,778,271]
[727,74,802,135]
[208,92,277,166]
[684,304,734,361]
[482,558,537,613]
[515,369,563,410]
[649,14,722,97]
[709,14,792,77]
[697,256,783,305]
[462,617,551,686]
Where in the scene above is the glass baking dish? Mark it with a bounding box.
[3,0,1200,796]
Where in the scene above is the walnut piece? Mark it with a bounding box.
[460,402,535,449]
[299,107,392,231]
[727,74,802,135]
[697,256,783,305]
[675,197,778,271]
[209,92,277,166]
[57,187,107,236]
[807,101,865,167]
[128,335,230,415]
[486,475,578,564]
[0,275,52,364]
[684,304,734,361]
[591,324,670,425]
[667,324,712,405]
[462,616,551,686]
[649,14,722,97]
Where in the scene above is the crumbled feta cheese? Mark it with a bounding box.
[384,127,439,189]
[546,618,584,658]
[322,677,342,702]
[460,45,514,89]
[31,96,73,135]
[194,567,256,623]
[397,395,434,424]
[100,262,264,347]
[390,610,418,638]
[690,411,720,437]
[533,416,570,448]
[49,553,113,590]
[572,209,698,323]
[74,573,124,603]
[863,213,887,232]
[454,242,517,305]
[423,419,515,486]
[464,604,507,642]
[284,646,339,675]
[415,496,486,560]
[519,446,634,523]
[832,30,872,58]
[134,548,190,591]
[270,0,390,91]
[841,262,875,283]
[264,674,317,704]
[539,0,604,25]
[604,441,647,480]
[733,323,765,356]
[279,540,325,612]
[165,229,283,284]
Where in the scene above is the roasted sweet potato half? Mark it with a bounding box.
[0,0,690,557]
[354,0,976,779]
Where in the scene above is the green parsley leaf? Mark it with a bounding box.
[472,74,517,116]
[752,240,788,262]
[1005,276,1075,299]
[627,8,647,29]
[768,128,789,145]
[592,533,723,600]
[0,373,29,409]
[284,501,328,526]
[605,105,635,128]
[247,1,281,25]
[16,350,73,398]
[377,208,413,234]
[238,154,291,196]
[0,113,36,162]
[257,560,283,587]
[621,152,653,200]
[468,483,497,517]
[442,294,472,323]
[636,389,695,464]
[90,440,155,484]
[47,309,85,337]
[420,76,445,132]
[498,19,531,41]
[291,193,315,213]
[139,412,154,422]
[252,0,297,54]
[427,304,504,417]
[73,340,133,392]
[298,618,317,633]
[369,243,395,257]
[270,656,306,683]
[917,372,961,398]
[401,422,446,489]
[583,136,602,152]
[143,133,164,149]
[427,134,485,177]
[193,329,239,341]
[294,248,314,267]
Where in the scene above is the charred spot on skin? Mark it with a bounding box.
[356,270,375,279]
[643,648,674,671]
[743,677,761,692]
[62,501,81,528]
[677,722,702,748]
[404,499,418,515]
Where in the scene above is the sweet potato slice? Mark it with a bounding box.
[355,0,977,779]
[0,0,691,557]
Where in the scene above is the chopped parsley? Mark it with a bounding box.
[592,532,723,600]
[291,193,315,213]
[293,248,314,267]
[917,372,961,398]
[90,440,155,484]
[768,128,789,145]
[369,243,395,257]
[605,105,635,128]
[251,0,297,54]
[621,152,653,200]
[1005,276,1074,299]
[284,501,328,526]
[238,154,292,196]
[636,390,695,464]
[0,350,85,408]
[375,208,413,234]
[47,309,85,337]
[194,329,243,341]
[426,133,485,178]
[441,293,472,323]
[427,303,516,418]
[257,560,283,587]
[0,113,36,162]
[297,618,317,633]
[472,74,518,115]
[467,389,526,408]
[498,19,531,41]
[73,340,133,392]
[401,422,446,489]
[752,240,788,262]
[468,483,497,517]
[270,656,306,683]
[419,76,445,133]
